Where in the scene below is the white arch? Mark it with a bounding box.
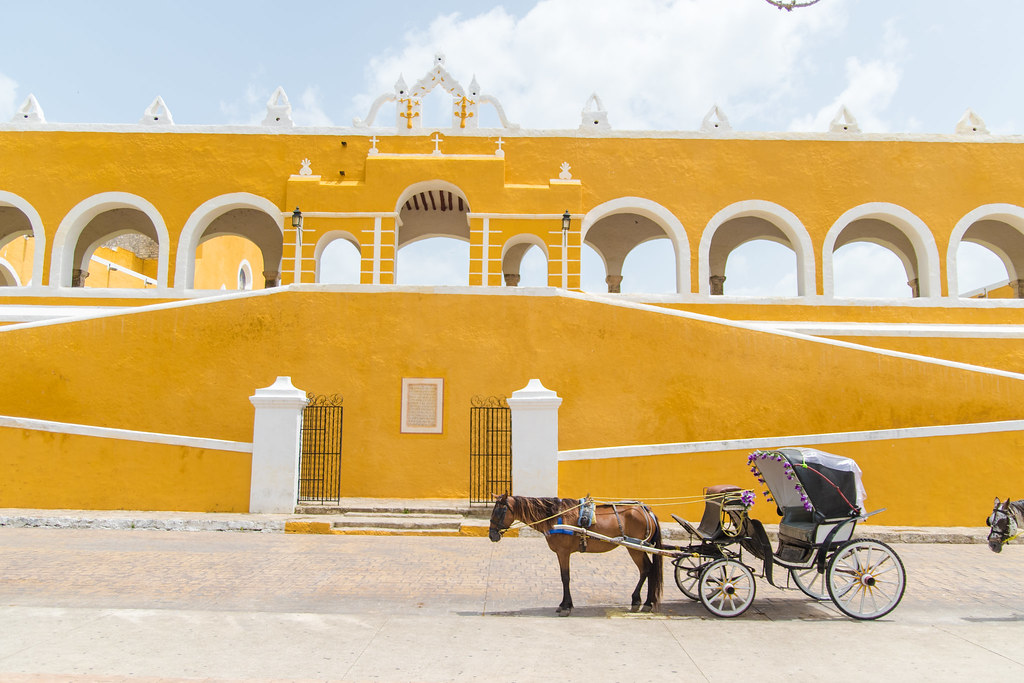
[698,200,815,296]
[176,192,283,289]
[0,190,46,287]
[823,203,941,299]
[314,230,362,283]
[581,197,690,293]
[948,204,1024,298]
[50,192,170,288]
[0,257,21,286]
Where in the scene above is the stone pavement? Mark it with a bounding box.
[1,524,1023,681]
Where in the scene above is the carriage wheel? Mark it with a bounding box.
[826,538,906,620]
[790,566,829,601]
[698,559,756,618]
[673,554,705,600]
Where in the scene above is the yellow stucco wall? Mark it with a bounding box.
[0,425,251,511]
[1,287,1023,521]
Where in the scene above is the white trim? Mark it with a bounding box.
[176,192,283,289]
[823,203,941,299]
[89,254,157,286]
[279,211,398,219]
[468,213,584,220]
[948,204,1024,297]
[0,191,46,287]
[0,414,253,453]
[50,192,170,288]
[699,200,815,297]
[745,321,1024,338]
[581,197,690,294]
[560,419,1024,462]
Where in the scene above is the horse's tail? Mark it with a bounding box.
[650,514,664,606]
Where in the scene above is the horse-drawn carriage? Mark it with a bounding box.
[489,447,906,620]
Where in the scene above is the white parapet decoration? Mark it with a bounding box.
[249,376,308,513]
[507,378,562,497]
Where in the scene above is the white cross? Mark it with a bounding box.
[495,136,505,155]
[368,135,379,152]
[431,132,444,155]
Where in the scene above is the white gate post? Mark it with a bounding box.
[249,376,308,513]
[507,379,562,497]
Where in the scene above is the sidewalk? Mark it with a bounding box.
[0,500,1013,544]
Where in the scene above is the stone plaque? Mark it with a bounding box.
[401,378,444,433]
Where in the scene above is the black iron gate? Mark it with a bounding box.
[470,396,511,504]
[298,393,344,503]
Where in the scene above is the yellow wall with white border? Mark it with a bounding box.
[2,287,1023,521]
[0,425,251,511]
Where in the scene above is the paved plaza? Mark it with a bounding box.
[1,526,1023,681]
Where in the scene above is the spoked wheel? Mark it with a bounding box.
[673,554,706,600]
[790,566,829,601]
[826,538,906,620]
[698,559,756,618]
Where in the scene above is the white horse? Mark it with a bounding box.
[987,497,1024,553]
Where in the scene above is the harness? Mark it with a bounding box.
[988,502,1023,546]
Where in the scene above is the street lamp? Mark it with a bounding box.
[292,208,303,284]
[562,210,571,231]
[561,210,571,288]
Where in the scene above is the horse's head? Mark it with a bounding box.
[987,497,1016,553]
[489,493,513,542]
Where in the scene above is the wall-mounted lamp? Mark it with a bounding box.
[562,210,571,231]
[291,207,303,229]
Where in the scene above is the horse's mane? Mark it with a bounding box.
[510,496,580,532]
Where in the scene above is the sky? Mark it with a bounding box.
[1,0,1018,296]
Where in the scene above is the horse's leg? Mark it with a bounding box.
[556,546,573,616]
[627,548,650,612]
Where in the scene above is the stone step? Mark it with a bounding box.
[331,514,465,531]
[295,504,491,518]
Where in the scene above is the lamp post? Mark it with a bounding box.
[561,210,571,289]
[291,207,303,284]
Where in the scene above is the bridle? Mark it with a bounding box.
[490,495,512,539]
[987,503,1019,548]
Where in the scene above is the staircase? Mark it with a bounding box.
[290,500,496,536]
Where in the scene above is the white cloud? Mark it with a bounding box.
[293,86,334,127]
[0,71,18,120]
[789,56,902,133]
[351,0,847,131]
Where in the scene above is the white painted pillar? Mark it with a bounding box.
[249,376,308,513]
[507,379,562,497]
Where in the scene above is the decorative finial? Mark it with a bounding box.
[701,105,732,133]
[299,158,313,176]
[955,109,989,135]
[829,105,860,134]
[263,86,293,127]
[12,94,45,123]
[580,93,610,131]
[558,162,573,180]
[140,96,173,125]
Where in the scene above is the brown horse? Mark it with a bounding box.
[488,493,663,616]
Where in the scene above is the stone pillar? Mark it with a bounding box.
[605,274,623,293]
[249,376,308,513]
[507,379,562,497]
[504,273,521,287]
[72,268,89,287]
[1011,279,1024,299]
[263,270,280,288]
[709,274,726,295]
[908,278,920,298]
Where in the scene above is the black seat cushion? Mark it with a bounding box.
[778,507,815,545]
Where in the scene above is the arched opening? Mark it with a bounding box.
[502,235,549,287]
[824,204,939,299]
[722,239,798,296]
[700,202,813,297]
[950,208,1024,298]
[582,200,685,294]
[316,233,362,284]
[830,220,921,298]
[0,194,43,287]
[580,244,607,293]
[833,242,910,298]
[394,182,470,286]
[71,208,160,288]
[193,235,265,290]
[176,194,283,290]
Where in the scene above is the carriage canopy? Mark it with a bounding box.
[748,447,866,517]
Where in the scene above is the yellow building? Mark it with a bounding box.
[2,57,1023,525]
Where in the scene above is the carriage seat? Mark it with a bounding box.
[673,484,744,541]
[778,507,816,545]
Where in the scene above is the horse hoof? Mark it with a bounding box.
[641,604,654,613]
[630,603,641,613]
[557,607,572,617]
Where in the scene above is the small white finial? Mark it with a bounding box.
[955,108,989,135]
[580,93,610,130]
[829,105,860,133]
[701,105,731,132]
[263,86,293,127]
[12,94,45,123]
[140,96,173,125]
[395,75,408,97]
[558,162,573,180]
[299,158,313,176]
